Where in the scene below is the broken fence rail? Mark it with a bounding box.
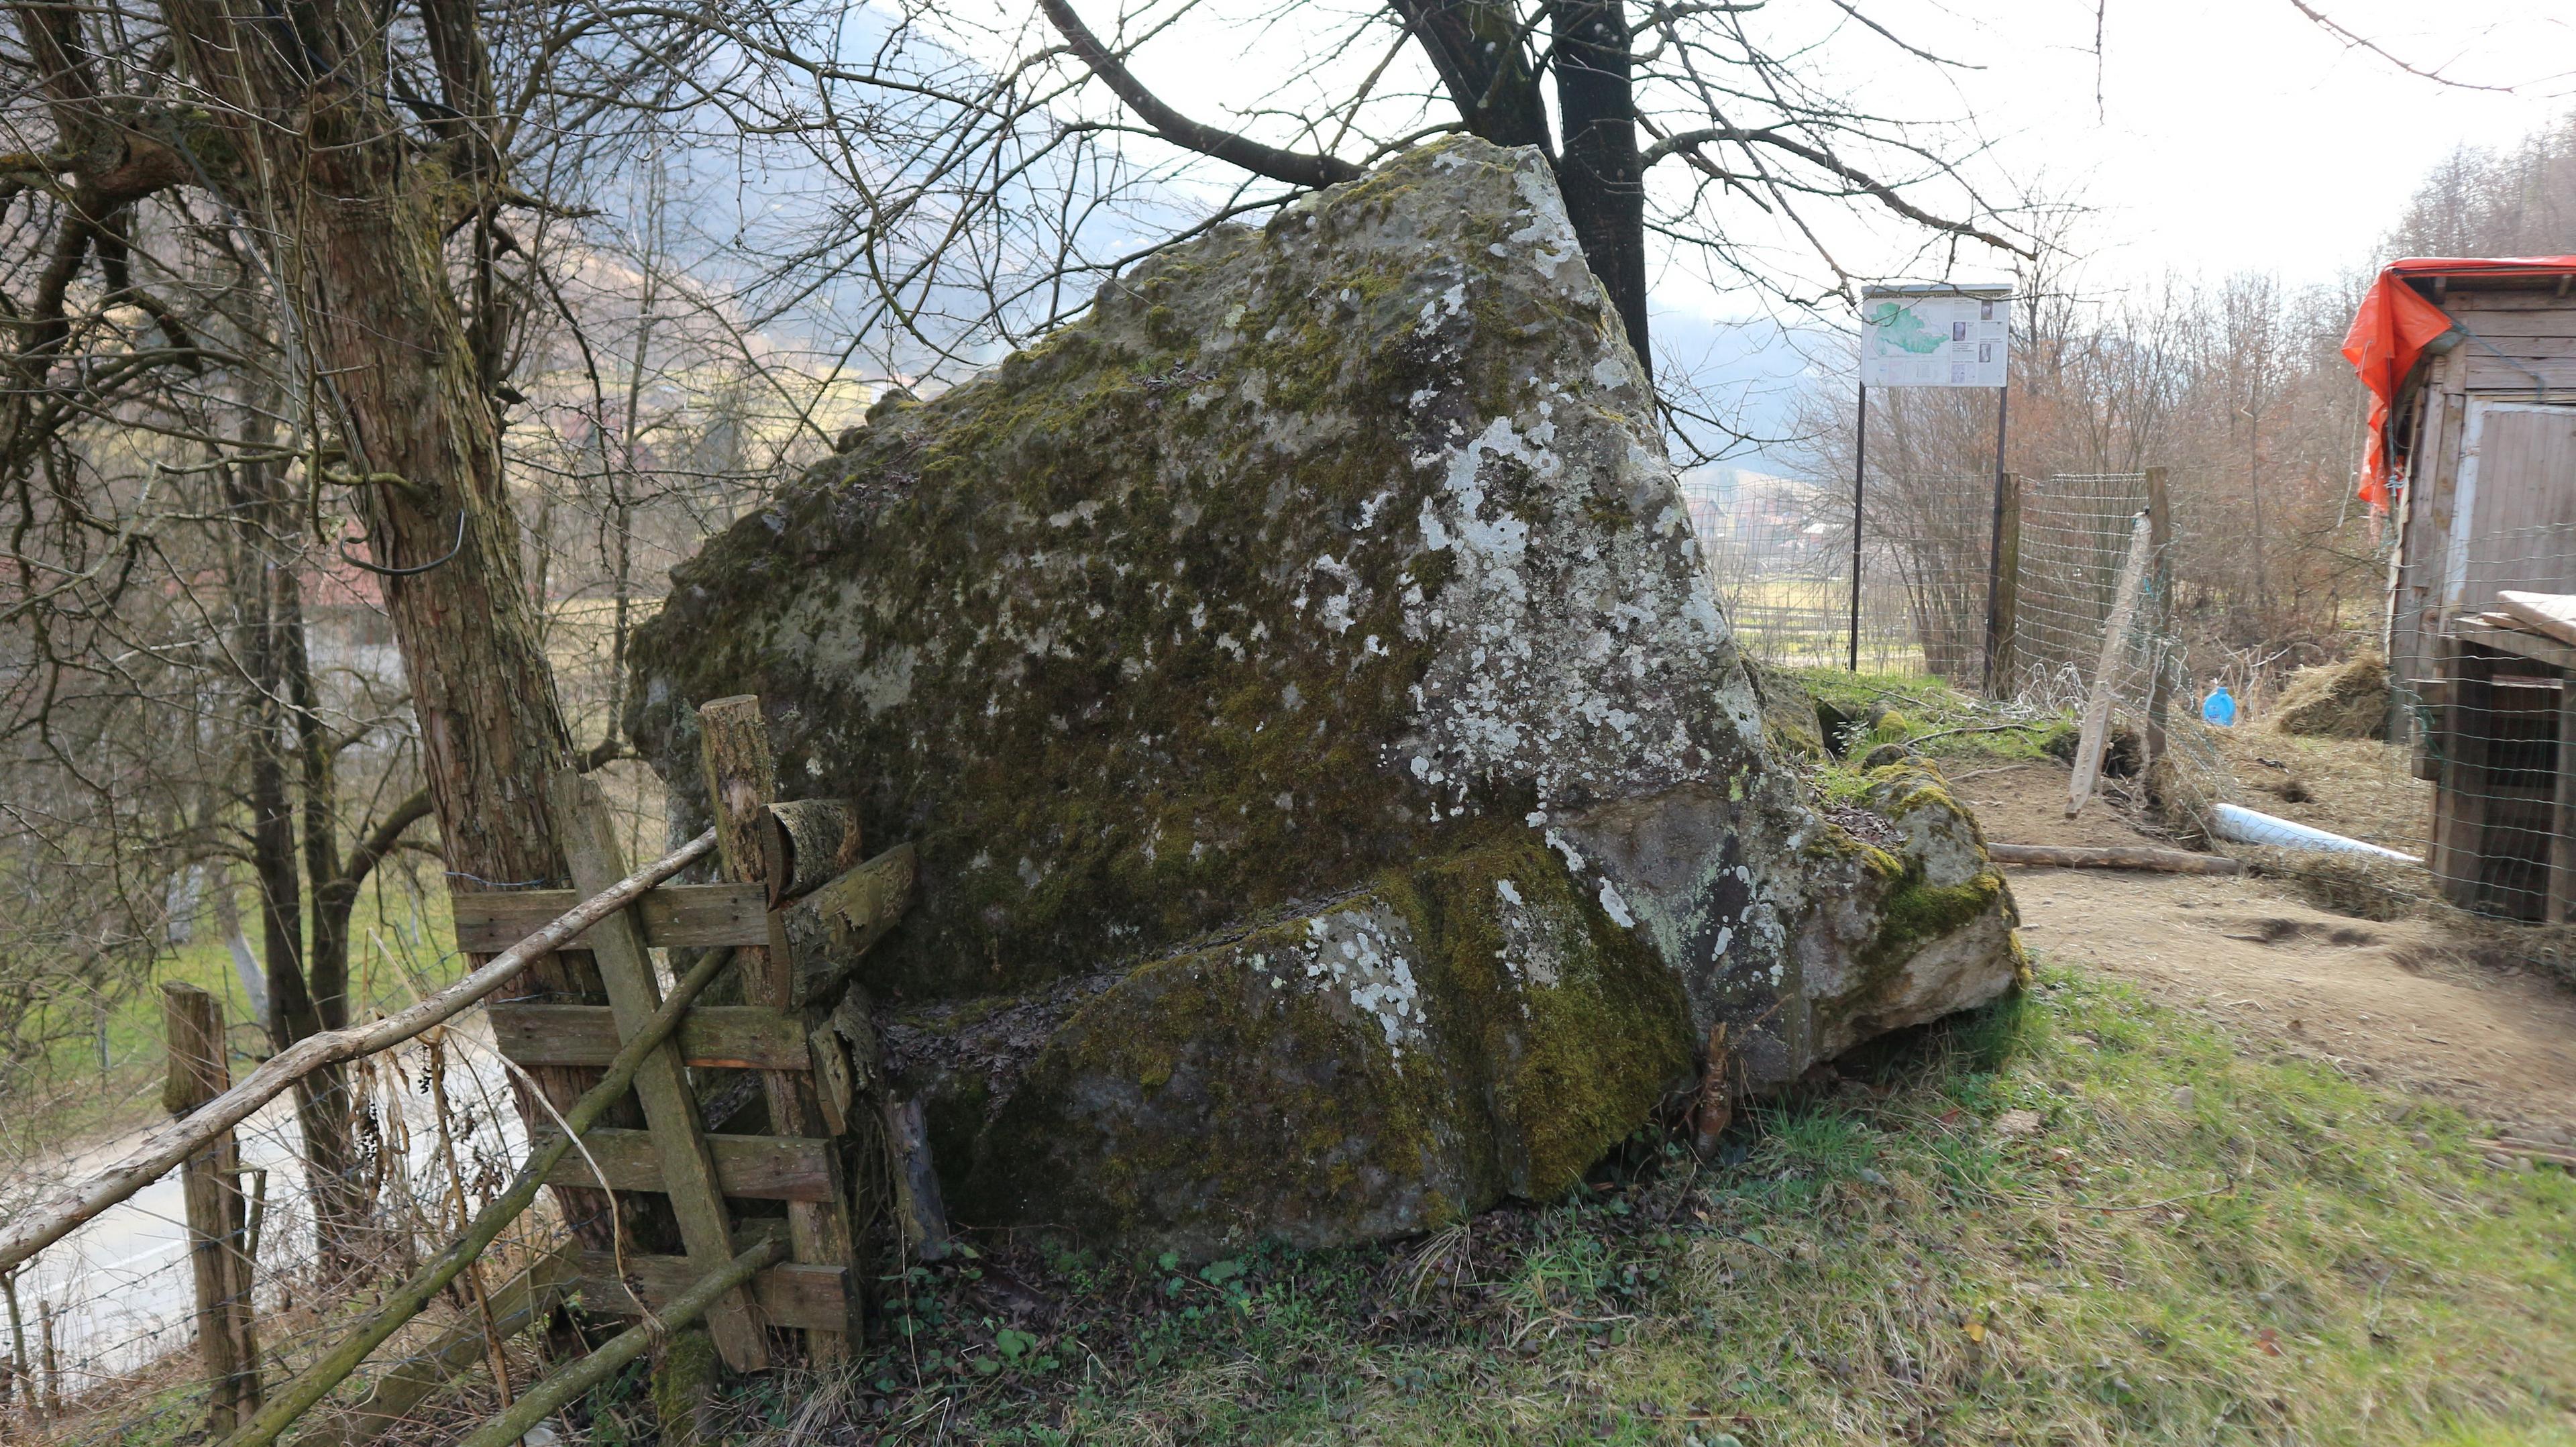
[214,941,739,1447]
[0,827,719,1281]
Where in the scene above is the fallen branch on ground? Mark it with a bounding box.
[1903,721,2053,748]
[0,828,718,1279]
[454,1239,784,1447]
[1988,843,2241,875]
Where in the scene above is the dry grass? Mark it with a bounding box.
[673,966,2576,1447]
[2272,655,2393,740]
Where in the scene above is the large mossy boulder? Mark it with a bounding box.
[629,136,2019,1256]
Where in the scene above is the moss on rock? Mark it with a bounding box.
[949,836,1689,1256]
[627,136,2021,1254]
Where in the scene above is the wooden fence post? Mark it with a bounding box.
[1982,472,2021,698]
[697,696,864,1355]
[164,983,262,1434]
[2143,466,2173,770]
[2,1269,24,1421]
[36,1301,58,1417]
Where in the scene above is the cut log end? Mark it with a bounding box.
[755,798,863,908]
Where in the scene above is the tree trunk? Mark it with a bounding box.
[1394,1,1550,146]
[159,0,650,1253]
[1395,1,1652,373]
[225,449,370,1272]
[1548,0,1651,377]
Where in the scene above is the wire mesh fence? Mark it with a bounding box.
[2005,472,2159,712]
[1691,469,2171,706]
[0,1000,571,1445]
[1689,470,1995,686]
[2374,521,2576,925]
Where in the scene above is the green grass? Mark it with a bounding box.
[692,963,2575,1446]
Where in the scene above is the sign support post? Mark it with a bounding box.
[1981,382,2012,692]
[1849,382,1868,673]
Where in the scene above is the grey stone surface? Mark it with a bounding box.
[629,136,2019,1254]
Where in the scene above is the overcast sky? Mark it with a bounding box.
[1917,0,2574,286]
[1077,0,2573,313]
[1637,0,2576,466]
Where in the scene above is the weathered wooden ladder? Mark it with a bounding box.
[449,695,914,1371]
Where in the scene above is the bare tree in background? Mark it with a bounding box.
[1014,0,2031,391]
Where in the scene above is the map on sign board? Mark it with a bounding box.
[1860,289,2008,388]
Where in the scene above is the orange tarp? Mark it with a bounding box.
[2343,257,2576,511]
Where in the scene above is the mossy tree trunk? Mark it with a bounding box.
[153,0,651,1253]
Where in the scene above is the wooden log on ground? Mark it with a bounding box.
[164,984,262,1434]
[1986,843,2243,874]
[0,828,716,1279]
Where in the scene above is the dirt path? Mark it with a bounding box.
[1948,760,2576,1138]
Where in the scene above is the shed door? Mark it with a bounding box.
[2447,400,2576,616]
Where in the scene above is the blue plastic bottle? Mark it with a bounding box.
[2202,684,2237,727]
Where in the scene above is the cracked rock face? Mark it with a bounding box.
[629,136,2019,1255]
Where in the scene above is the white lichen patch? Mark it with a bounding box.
[1487,881,1567,1001]
[1273,906,1428,1060]
[852,645,918,716]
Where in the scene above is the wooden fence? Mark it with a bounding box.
[1,693,918,1444]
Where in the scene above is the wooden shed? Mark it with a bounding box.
[2359,257,2576,918]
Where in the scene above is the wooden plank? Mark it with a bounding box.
[576,1253,853,1334]
[2498,590,2576,647]
[2464,356,2576,392]
[2457,623,2576,672]
[450,881,769,953]
[534,1128,837,1202]
[2434,290,2576,313]
[697,696,863,1352]
[2438,309,2576,334]
[488,1004,809,1071]
[550,772,765,1371]
[2067,512,2153,818]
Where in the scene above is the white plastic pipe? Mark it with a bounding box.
[2210,803,2422,865]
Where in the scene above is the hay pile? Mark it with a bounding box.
[2272,653,2390,739]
